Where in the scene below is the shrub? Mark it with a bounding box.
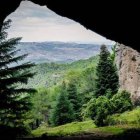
[93,96,111,126]
[82,96,111,126]
[110,90,133,114]
[82,90,133,126]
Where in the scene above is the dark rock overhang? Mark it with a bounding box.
[0,0,139,51]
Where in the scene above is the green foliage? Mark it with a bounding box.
[110,90,133,114]
[90,96,111,126]
[66,81,81,120]
[65,66,96,105]
[40,57,98,127]
[106,89,113,99]
[92,48,131,127]
[22,56,98,127]
[81,67,96,94]
[110,43,117,63]
[82,91,133,126]
[26,88,50,129]
[94,96,111,126]
[48,64,97,124]
[50,82,74,126]
[81,98,97,120]
[24,56,98,88]
[95,45,119,97]
[0,20,36,136]
[81,96,111,126]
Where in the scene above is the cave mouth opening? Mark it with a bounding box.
[0,1,140,135]
[0,0,139,51]
[5,0,115,64]
[6,1,115,44]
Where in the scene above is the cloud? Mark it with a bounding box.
[8,1,74,25]
[6,1,114,45]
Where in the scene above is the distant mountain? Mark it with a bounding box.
[16,42,111,64]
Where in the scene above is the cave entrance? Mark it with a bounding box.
[0,0,140,136]
[6,1,114,44]
[6,1,115,64]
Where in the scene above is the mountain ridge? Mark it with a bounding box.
[16,42,111,64]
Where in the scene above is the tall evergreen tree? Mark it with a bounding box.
[0,20,36,133]
[67,81,81,120]
[50,82,74,126]
[95,45,119,97]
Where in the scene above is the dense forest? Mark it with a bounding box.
[1,21,140,139]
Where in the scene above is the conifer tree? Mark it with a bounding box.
[95,45,119,97]
[50,82,74,126]
[67,81,81,120]
[0,20,36,132]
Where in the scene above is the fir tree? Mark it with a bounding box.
[67,81,81,120]
[95,45,119,97]
[50,82,74,126]
[0,20,36,134]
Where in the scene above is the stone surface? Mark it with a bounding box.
[116,44,140,103]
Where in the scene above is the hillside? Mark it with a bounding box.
[25,56,98,88]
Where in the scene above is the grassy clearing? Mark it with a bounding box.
[32,120,96,137]
[31,122,138,137]
[107,107,140,125]
[31,121,131,137]
[32,108,140,137]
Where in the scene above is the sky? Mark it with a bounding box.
[6,1,114,45]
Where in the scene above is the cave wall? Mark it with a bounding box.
[116,45,140,103]
[0,0,139,51]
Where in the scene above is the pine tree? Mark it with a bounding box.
[95,45,119,97]
[50,82,74,126]
[0,20,36,134]
[67,81,81,120]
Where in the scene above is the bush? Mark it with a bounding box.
[93,96,111,126]
[82,96,111,126]
[82,90,133,126]
[81,98,97,120]
[110,90,133,114]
